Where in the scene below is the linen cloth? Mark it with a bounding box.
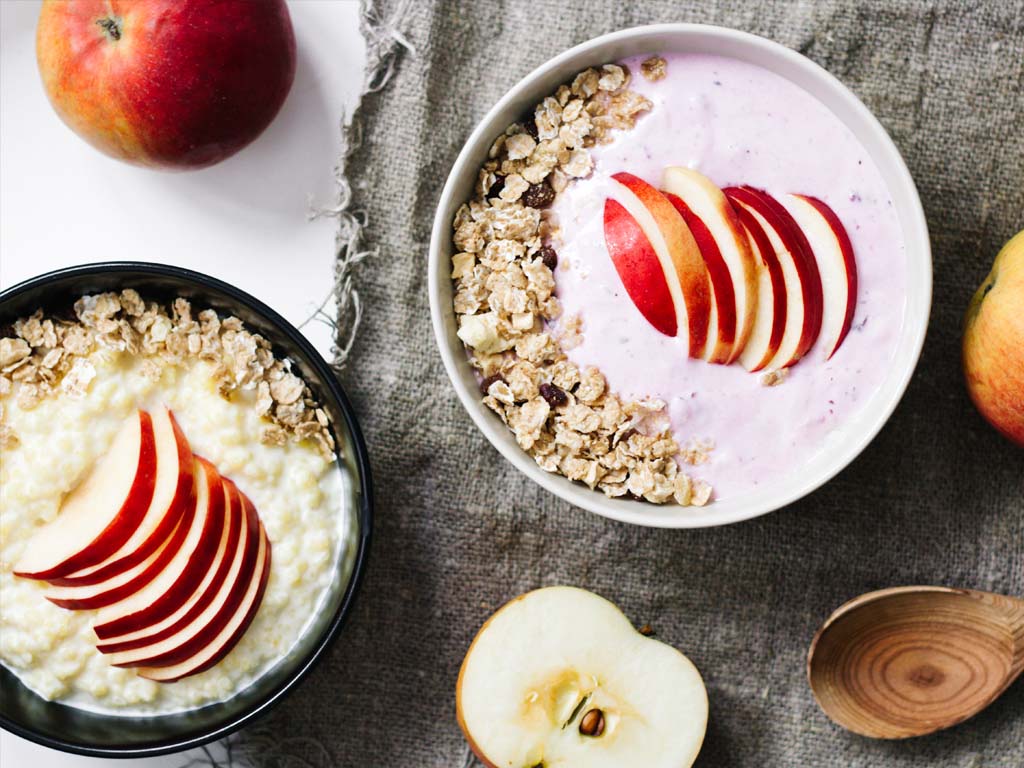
[263,1,1024,765]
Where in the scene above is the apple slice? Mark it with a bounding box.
[92,457,227,640]
[786,194,858,360]
[457,587,708,768]
[662,167,759,364]
[134,519,271,682]
[13,410,157,580]
[732,203,788,371]
[603,198,678,336]
[45,492,196,611]
[724,186,823,369]
[610,172,712,358]
[97,480,252,660]
[47,406,196,587]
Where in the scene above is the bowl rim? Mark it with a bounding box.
[0,261,374,758]
[427,22,933,529]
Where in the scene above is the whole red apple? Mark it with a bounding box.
[963,229,1024,447]
[36,0,296,170]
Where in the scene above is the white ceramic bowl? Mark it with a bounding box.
[428,23,931,528]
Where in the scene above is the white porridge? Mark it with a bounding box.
[0,296,355,715]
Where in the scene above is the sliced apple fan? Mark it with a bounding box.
[14,405,271,683]
[601,167,857,371]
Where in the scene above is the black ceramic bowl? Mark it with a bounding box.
[0,263,373,758]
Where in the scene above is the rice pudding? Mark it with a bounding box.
[450,54,906,507]
[0,292,355,714]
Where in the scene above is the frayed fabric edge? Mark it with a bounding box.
[304,0,416,371]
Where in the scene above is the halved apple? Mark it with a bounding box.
[662,167,759,364]
[457,586,708,768]
[134,518,271,682]
[47,405,196,587]
[724,186,823,369]
[732,202,788,371]
[92,457,227,640]
[786,194,858,360]
[609,172,712,358]
[603,199,678,337]
[97,481,254,663]
[13,410,158,580]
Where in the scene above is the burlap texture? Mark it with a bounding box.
[266,2,1024,765]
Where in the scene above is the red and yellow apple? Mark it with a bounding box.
[36,0,296,170]
[964,229,1024,446]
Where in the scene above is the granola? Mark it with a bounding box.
[451,63,713,507]
[0,291,336,459]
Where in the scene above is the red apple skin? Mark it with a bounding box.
[172,525,270,680]
[97,480,251,657]
[664,193,736,363]
[46,494,196,611]
[964,230,1024,447]
[612,172,712,357]
[603,199,679,337]
[112,493,262,669]
[13,410,157,581]
[724,186,824,366]
[92,458,227,640]
[733,202,787,370]
[36,0,296,170]
[794,194,858,359]
[137,521,271,682]
[48,408,195,587]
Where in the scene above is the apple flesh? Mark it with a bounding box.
[964,229,1024,446]
[662,167,759,364]
[45,498,195,611]
[135,519,271,682]
[48,405,196,587]
[36,0,296,170]
[14,410,157,580]
[92,457,227,640]
[724,186,823,369]
[97,481,252,661]
[732,202,788,372]
[609,173,712,357]
[786,194,858,360]
[603,199,679,337]
[457,586,708,768]
[664,193,736,363]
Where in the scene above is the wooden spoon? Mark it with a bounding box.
[807,586,1024,738]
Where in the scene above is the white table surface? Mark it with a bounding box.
[0,1,366,765]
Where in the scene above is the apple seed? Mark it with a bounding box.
[579,708,605,737]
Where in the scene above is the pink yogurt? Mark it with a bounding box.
[549,52,907,500]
